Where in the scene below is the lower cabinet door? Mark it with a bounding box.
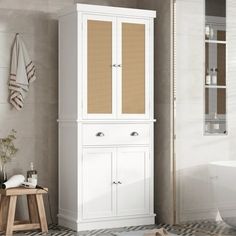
[116,147,150,216]
[82,148,116,219]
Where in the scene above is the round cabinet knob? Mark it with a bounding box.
[118,181,122,184]
[112,181,117,185]
[117,64,122,67]
[130,132,139,136]
[96,132,105,137]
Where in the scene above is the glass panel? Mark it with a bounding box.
[87,20,112,114]
[122,23,145,114]
[205,42,226,86]
[205,88,226,134]
[204,0,227,135]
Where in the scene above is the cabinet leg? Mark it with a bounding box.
[36,194,48,233]
[6,195,17,236]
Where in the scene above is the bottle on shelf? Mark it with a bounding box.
[205,25,210,39]
[213,112,220,130]
[205,24,214,40]
[211,68,218,85]
[210,26,214,40]
[206,69,211,85]
[27,162,38,186]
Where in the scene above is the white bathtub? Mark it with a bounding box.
[209,161,236,227]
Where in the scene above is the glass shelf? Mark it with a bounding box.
[205,40,226,44]
[205,85,226,89]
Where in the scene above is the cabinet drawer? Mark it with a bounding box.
[82,124,150,146]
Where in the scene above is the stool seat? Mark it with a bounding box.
[0,187,48,236]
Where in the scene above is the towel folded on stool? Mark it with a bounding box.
[144,228,169,236]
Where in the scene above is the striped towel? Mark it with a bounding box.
[9,34,36,110]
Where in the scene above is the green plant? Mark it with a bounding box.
[0,129,18,164]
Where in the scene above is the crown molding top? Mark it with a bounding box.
[58,3,156,18]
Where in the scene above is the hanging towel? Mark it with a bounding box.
[9,33,36,110]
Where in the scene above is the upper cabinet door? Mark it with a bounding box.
[83,15,116,119]
[117,18,151,119]
[82,15,152,120]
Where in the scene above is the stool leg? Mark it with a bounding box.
[27,195,39,223]
[6,195,17,236]
[36,194,48,233]
[0,195,9,231]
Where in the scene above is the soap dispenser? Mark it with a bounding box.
[27,162,38,185]
[211,68,218,85]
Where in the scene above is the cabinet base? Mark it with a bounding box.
[58,214,156,231]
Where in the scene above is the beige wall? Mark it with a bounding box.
[0,0,137,223]
[137,0,174,224]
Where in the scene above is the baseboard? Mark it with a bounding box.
[58,213,78,231]
[58,214,155,231]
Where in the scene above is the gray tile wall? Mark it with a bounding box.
[0,0,137,224]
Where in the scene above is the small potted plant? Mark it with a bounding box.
[0,129,18,184]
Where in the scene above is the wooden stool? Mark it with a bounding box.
[0,187,48,236]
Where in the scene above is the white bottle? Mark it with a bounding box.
[205,25,210,39]
[211,68,218,85]
[27,162,38,186]
[206,69,211,85]
[210,26,214,40]
[213,112,220,130]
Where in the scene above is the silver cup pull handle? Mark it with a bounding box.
[130,132,139,136]
[96,132,105,137]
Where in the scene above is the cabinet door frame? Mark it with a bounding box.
[116,146,150,216]
[82,14,117,119]
[116,18,151,119]
[82,147,116,219]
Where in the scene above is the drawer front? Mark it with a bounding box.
[82,124,150,146]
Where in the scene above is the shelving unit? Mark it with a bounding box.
[204,15,227,135]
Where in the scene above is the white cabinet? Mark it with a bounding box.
[58,4,156,231]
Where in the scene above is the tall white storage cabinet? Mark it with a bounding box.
[58,4,156,231]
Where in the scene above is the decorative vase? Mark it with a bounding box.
[0,163,7,185]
